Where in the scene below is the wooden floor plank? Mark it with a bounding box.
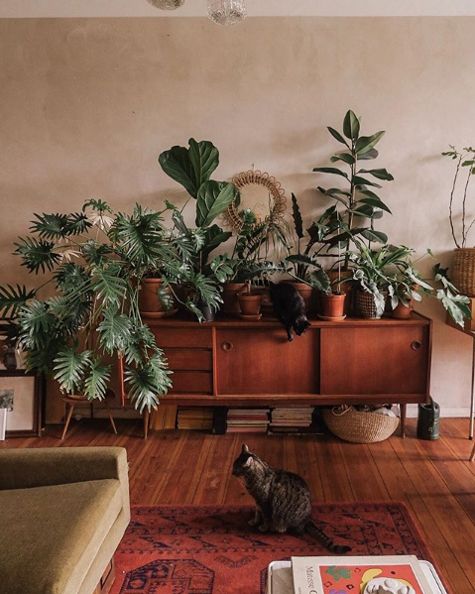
[2,418,475,591]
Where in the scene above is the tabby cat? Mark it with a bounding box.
[269,282,310,341]
[232,444,351,554]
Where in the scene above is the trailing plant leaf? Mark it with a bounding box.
[195,181,238,227]
[83,358,111,400]
[0,284,36,319]
[97,310,132,354]
[15,237,61,273]
[92,263,128,307]
[159,139,219,199]
[53,347,92,395]
[125,353,172,413]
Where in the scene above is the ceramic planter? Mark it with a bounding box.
[319,293,346,320]
[326,270,353,314]
[451,247,475,296]
[139,278,177,319]
[238,293,263,320]
[222,282,246,316]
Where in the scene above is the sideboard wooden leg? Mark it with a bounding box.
[470,441,475,462]
[61,402,75,441]
[143,410,150,440]
[400,403,407,438]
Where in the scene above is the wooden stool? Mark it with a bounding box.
[61,395,117,440]
[470,440,475,462]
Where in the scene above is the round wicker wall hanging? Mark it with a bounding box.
[225,169,287,232]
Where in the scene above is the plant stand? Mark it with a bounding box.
[61,395,117,440]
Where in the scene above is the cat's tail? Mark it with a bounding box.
[304,520,351,554]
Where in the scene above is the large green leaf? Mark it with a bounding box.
[358,196,392,214]
[201,225,232,262]
[195,181,238,227]
[355,131,385,156]
[327,127,349,146]
[360,228,388,243]
[343,110,360,140]
[313,167,349,180]
[159,139,219,199]
[15,237,61,274]
[83,358,111,400]
[358,168,394,181]
[330,152,355,165]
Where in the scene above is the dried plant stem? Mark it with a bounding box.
[449,156,463,249]
[461,164,472,247]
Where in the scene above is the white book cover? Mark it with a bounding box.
[291,555,434,594]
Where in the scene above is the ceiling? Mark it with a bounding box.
[1,0,475,18]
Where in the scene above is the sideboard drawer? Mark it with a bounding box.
[170,371,213,394]
[155,327,212,349]
[165,348,212,371]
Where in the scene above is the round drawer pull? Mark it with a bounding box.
[411,340,422,351]
[221,341,234,351]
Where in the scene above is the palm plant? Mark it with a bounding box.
[314,110,394,261]
[0,199,183,412]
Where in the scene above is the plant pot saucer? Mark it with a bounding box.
[317,314,347,322]
[140,308,178,319]
[239,313,262,321]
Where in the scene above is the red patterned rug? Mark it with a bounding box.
[111,503,435,594]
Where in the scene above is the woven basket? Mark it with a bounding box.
[354,290,382,319]
[451,248,475,297]
[323,406,400,443]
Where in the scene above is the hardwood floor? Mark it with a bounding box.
[2,418,475,592]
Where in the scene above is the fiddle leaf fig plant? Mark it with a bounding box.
[314,109,394,253]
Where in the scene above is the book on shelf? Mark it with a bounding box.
[266,555,442,594]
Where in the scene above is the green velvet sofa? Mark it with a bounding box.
[0,447,130,594]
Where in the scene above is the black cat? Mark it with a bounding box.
[269,282,310,341]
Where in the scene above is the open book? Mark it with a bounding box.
[267,555,447,594]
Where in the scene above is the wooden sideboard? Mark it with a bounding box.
[148,313,432,436]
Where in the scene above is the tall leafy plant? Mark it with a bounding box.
[0,199,178,412]
[159,139,239,319]
[314,110,394,255]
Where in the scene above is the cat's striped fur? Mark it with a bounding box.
[232,444,351,554]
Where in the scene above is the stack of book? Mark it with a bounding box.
[267,555,447,594]
[176,407,214,431]
[226,408,269,433]
[269,407,314,434]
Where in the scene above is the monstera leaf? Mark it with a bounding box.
[159,138,219,199]
[195,181,238,227]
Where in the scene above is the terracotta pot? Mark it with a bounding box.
[320,293,346,319]
[222,282,246,316]
[392,302,414,319]
[238,293,262,316]
[326,270,353,315]
[139,278,176,319]
[283,281,314,313]
[451,247,475,296]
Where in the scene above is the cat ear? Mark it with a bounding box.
[242,444,249,454]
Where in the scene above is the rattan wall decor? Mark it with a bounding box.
[225,169,287,233]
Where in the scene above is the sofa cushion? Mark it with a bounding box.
[0,479,122,594]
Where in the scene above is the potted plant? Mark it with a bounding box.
[0,199,177,412]
[442,145,475,296]
[313,109,394,269]
[159,139,239,321]
[237,281,263,319]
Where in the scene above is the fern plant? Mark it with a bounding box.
[0,199,182,412]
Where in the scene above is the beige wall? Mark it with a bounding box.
[1,17,474,419]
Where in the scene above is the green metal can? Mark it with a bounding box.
[417,398,440,440]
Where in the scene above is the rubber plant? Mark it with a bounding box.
[159,139,239,320]
[313,109,394,260]
[0,199,189,412]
